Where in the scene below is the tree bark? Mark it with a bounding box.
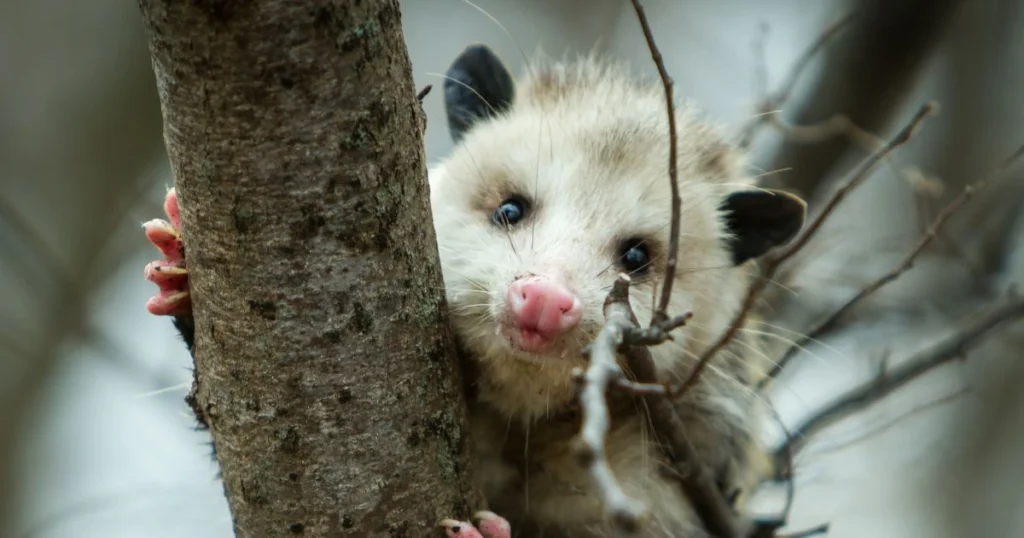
[137,1,482,536]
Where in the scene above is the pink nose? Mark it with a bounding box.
[506,276,583,338]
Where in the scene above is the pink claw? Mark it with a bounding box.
[438,512,511,538]
[473,511,511,538]
[163,187,182,230]
[144,260,187,284]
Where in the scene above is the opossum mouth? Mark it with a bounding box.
[501,323,577,358]
[513,326,552,352]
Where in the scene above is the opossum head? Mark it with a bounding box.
[428,45,805,422]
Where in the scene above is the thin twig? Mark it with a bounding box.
[748,407,798,537]
[672,103,936,397]
[617,281,742,537]
[764,112,883,146]
[751,22,770,99]
[738,13,857,149]
[776,103,936,260]
[629,0,679,322]
[777,523,831,538]
[416,84,433,102]
[573,275,648,532]
[760,105,917,192]
[740,12,928,201]
[624,360,744,538]
[577,274,739,536]
[775,294,1024,459]
[802,387,968,457]
[614,377,670,396]
[764,142,1024,383]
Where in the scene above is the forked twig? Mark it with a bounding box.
[575,274,740,536]
[672,102,937,397]
[776,294,1024,459]
[573,276,649,532]
[582,4,943,537]
[621,316,741,537]
[764,142,1024,383]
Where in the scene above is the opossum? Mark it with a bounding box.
[142,44,806,538]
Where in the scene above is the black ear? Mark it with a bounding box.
[444,44,515,143]
[719,189,807,265]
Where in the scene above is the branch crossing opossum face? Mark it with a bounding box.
[429,45,806,423]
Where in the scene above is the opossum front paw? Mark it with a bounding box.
[439,511,511,538]
[143,187,191,316]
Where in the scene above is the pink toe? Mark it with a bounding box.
[474,511,511,538]
[439,519,485,538]
[146,291,191,316]
[143,219,184,261]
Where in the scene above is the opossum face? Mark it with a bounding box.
[428,46,805,420]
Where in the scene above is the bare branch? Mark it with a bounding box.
[753,0,963,196]
[777,523,831,538]
[629,0,680,322]
[738,12,857,149]
[672,103,936,397]
[574,275,648,532]
[776,294,1024,459]
[416,84,433,102]
[763,112,883,146]
[777,103,937,260]
[621,342,746,538]
[764,142,1024,383]
[576,274,742,536]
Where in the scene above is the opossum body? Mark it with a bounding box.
[143,45,806,537]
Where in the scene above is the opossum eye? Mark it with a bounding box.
[492,197,527,227]
[618,239,651,275]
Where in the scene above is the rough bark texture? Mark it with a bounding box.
[137,1,482,536]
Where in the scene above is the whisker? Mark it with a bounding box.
[753,320,852,362]
[423,71,502,117]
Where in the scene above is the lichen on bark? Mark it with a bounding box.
[136,1,483,536]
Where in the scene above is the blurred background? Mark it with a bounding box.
[2,0,1022,536]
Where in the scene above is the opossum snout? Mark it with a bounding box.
[505,275,583,351]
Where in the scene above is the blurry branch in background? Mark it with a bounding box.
[777,292,1024,460]
[0,193,92,532]
[0,178,169,532]
[673,102,937,396]
[739,11,856,149]
[751,0,965,199]
[762,143,1024,383]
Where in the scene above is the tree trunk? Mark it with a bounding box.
[136,1,482,536]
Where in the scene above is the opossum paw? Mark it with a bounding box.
[143,187,191,316]
[439,511,511,538]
